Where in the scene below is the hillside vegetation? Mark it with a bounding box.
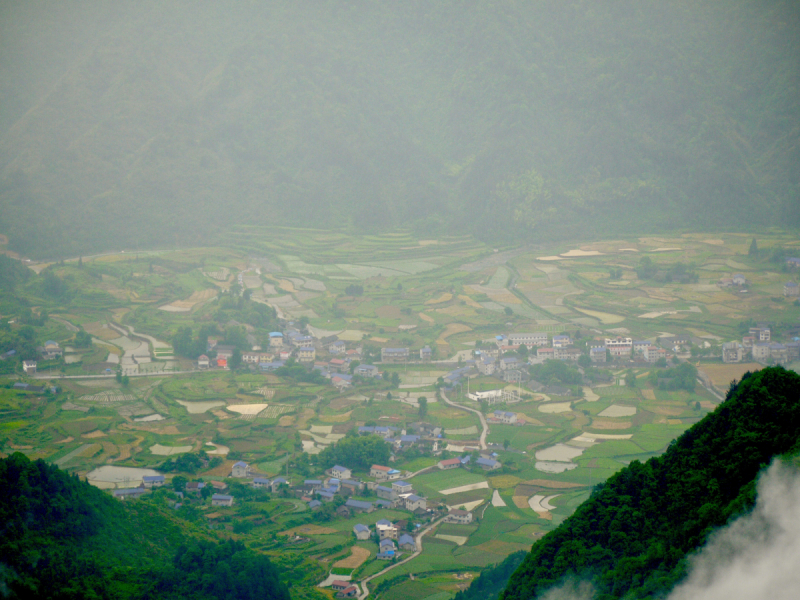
[0,453,291,600]
[1,1,799,258]
[498,367,800,600]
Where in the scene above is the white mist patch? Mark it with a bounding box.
[668,461,800,600]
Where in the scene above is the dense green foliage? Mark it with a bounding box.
[528,360,582,385]
[1,2,799,258]
[141,540,289,600]
[0,453,289,600]
[454,551,527,600]
[316,434,391,471]
[500,367,800,600]
[646,362,697,391]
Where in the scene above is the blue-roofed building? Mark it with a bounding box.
[492,410,517,424]
[379,538,396,551]
[398,534,416,551]
[304,479,323,491]
[142,475,165,488]
[355,364,380,378]
[112,488,148,501]
[476,457,501,471]
[309,499,322,510]
[259,361,285,371]
[392,481,413,494]
[404,494,427,511]
[253,477,270,488]
[376,485,398,501]
[374,499,393,509]
[460,455,471,465]
[211,494,234,507]
[381,347,409,362]
[345,499,374,513]
[270,477,287,492]
[318,490,335,502]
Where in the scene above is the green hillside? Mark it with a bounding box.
[496,366,800,600]
[1,1,799,258]
[0,453,291,600]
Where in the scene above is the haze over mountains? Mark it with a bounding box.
[1,1,799,259]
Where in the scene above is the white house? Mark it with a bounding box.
[331,465,352,480]
[492,410,517,424]
[445,509,473,524]
[22,360,37,374]
[232,461,249,478]
[211,494,234,507]
[405,494,427,511]
[197,355,209,369]
[354,524,371,540]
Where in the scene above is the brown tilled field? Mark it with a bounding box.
[333,546,371,569]
[699,363,762,388]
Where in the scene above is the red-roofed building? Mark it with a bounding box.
[438,458,462,470]
[337,586,358,598]
[217,357,228,369]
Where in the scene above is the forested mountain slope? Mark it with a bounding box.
[0,453,290,600]
[1,1,799,258]
[498,367,800,600]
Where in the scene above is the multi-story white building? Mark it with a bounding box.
[752,343,771,362]
[507,332,549,348]
[552,335,571,348]
[749,327,771,342]
[722,342,744,364]
[589,347,606,363]
[605,337,633,357]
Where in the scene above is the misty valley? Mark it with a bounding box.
[2,1,800,599]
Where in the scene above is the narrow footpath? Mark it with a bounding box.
[440,392,488,450]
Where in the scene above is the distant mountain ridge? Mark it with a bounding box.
[495,366,800,600]
[1,1,799,258]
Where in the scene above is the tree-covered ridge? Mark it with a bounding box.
[0,453,290,600]
[1,1,799,258]
[500,367,800,600]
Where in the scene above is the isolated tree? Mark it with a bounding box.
[625,369,636,388]
[503,439,510,450]
[391,372,400,388]
[749,238,758,256]
[172,475,187,492]
[504,307,513,316]
[230,348,243,370]
[418,397,428,417]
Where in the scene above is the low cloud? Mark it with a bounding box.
[668,460,800,600]
[539,580,594,600]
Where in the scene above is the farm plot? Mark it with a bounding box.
[227,404,269,420]
[261,405,293,418]
[175,400,225,414]
[333,546,371,569]
[253,387,275,399]
[150,444,192,455]
[440,482,490,496]
[81,391,136,402]
[597,405,637,418]
[538,402,572,414]
[413,470,488,494]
